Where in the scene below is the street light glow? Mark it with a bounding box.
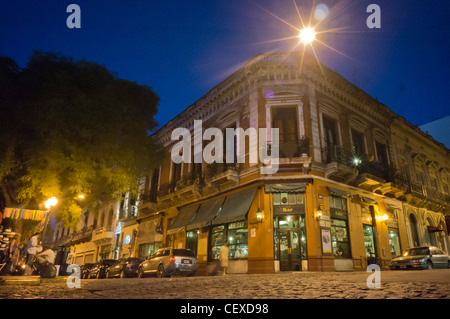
[45,196,58,209]
[299,27,316,44]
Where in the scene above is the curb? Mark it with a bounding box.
[0,276,69,286]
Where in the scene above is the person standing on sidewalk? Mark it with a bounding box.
[219,242,229,276]
[26,232,42,265]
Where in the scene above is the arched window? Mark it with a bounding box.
[99,211,105,228]
[409,213,420,247]
[107,209,114,228]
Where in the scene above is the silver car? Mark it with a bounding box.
[138,248,197,278]
[390,246,450,270]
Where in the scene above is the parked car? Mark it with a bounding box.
[88,259,116,279]
[80,263,95,279]
[390,246,450,270]
[107,257,144,278]
[138,248,197,278]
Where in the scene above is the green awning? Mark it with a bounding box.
[186,197,225,231]
[167,205,199,235]
[327,187,351,198]
[264,183,307,193]
[212,187,257,225]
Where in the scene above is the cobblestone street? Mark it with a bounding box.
[1,269,449,299]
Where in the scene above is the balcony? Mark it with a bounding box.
[118,205,138,221]
[70,226,93,245]
[92,226,115,245]
[279,137,309,159]
[321,145,359,183]
[205,162,240,191]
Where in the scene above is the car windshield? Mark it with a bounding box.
[103,260,116,266]
[403,248,430,256]
[173,249,195,257]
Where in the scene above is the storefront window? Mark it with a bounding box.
[363,225,376,258]
[330,195,347,210]
[277,215,299,229]
[388,229,401,257]
[331,219,351,258]
[228,222,248,259]
[330,194,351,259]
[210,222,248,260]
[273,193,304,205]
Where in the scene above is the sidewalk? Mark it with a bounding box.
[0,275,68,286]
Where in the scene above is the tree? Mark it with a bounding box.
[0,52,162,229]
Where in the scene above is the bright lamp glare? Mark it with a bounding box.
[299,27,316,44]
[45,196,58,209]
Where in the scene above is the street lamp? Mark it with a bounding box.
[42,197,58,244]
[299,27,316,44]
[45,196,58,209]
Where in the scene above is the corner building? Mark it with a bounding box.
[138,52,450,273]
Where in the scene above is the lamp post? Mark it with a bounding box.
[42,197,58,244]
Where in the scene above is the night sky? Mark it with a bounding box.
[1,0,449,129]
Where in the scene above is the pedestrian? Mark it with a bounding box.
[219,242,229,276]
[26,232,42,267]
[35,245,55,265]
[33,245,56,278]
[5,236,19,274]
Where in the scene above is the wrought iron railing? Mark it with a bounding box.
[321,145,354,166]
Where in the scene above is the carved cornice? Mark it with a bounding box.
[153,51,397,146]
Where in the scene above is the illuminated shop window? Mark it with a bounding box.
[388,229,401,257]
[363,225,376,258]
[331,219,351,258]
[210,221,248,261]
[330,195,351,259]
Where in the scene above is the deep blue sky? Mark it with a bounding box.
[1,0,449,129]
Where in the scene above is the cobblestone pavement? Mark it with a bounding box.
[0,269,449,299]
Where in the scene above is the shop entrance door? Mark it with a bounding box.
[278,230,301,271]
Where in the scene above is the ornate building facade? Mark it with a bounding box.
[137,52,450,273]
[50,51,448,273]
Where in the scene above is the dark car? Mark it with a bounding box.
[80,263,95,279]
[88,259,116,279]
[138,248,197,278]
[106,257,144,278]
[390,246,450,270]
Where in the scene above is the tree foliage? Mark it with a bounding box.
[0,52,162,229]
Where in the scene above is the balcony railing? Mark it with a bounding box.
[322,145,354,166]
[118,205,138,220]
[279,137,309,159]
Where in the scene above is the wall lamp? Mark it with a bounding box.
[315,204,323,221]
[376,214,389,223]
[250,208,264,226]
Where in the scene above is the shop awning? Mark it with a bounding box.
[186,197,225,231]
[359,195,378,205]
[212,187,257,225]
[264,183,307,193]
[327,187,351,198]
[137,217,163,244]
[166,205,199,235]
